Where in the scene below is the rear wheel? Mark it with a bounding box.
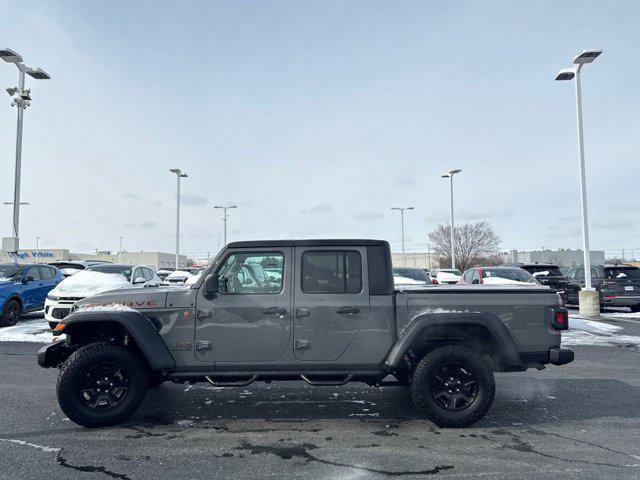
[0,299,21,327]
[410,344,495,427]
[57,343,148,427]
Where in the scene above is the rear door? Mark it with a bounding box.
[22,267,44,309]
[293,246,371,361]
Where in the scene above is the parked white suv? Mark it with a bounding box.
[44,264,161,328]
[429,268,463,285]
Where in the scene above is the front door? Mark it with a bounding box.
[195,248,292,363]
[293,247,371,361]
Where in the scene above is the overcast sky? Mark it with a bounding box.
[1,0,638,258]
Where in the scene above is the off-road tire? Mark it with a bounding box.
[57,342,148,428]
[410,344,495,427]
[0,299,21,327]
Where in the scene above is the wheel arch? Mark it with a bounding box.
[385,312,523,370]
[4,294,23,310]
[61,311,176,371]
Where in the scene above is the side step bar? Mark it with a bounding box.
[205,375,258,387]
[300,374,353,386]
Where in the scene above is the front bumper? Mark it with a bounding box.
[37,340,73,368]
[44,297,83,322]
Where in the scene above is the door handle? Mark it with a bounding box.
[295,339,311,350]
[295,307,311,318]
[336,306,360,315]
[262,307,287,316]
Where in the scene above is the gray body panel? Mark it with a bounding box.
[64,241,564,375]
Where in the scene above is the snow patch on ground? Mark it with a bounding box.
[0,319,52,343]
[563,312,640,347]
[0,438,60,453]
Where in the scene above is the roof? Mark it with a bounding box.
[226,239,389,248]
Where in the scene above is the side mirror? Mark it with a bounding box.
[472,279,480,285]
[203,274,220,299]
[133,277,146,284]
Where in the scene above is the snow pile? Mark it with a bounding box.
[51,271,130,298]
[532,271,550,277]
[76,303,136,313]
[0,319,53,343]
[394,275,428,286]
[562,313,640,347]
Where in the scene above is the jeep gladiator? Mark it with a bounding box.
[38,239,573,428]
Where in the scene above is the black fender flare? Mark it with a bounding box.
[384,312,523,368]
[61,310,176,371]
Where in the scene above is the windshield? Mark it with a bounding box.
[87,265,133,281]
[523,266,564,277]
[482,268,536,283]
[604,268,640,280]
[440,269,462,276]
[0,264,22,281]
[393,268,430,282]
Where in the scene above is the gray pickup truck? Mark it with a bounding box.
[39,239,573,428]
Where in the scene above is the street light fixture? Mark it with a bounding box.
[391,207,414,266]
[1,48,50,243]
[441,169,462,270]
[169,169,188,270]
[555,49,602,311]
[214,205,238,246]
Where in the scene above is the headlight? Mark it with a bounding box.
[47,293,59,301]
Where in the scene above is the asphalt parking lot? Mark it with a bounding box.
[1,311,639,480]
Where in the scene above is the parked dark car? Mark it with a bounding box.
[510,263,569,304]
[565,265,640,311]
[0,263,63,326]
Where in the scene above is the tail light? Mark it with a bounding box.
[432,278,438,284]
[552,308,568,330]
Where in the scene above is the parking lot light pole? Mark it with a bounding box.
[1,49,50,241]
[119,236,124,263]
[36,236,41,263]
[391,207,414,266]
[214,205,237,246]
[441,169,462,269]
[169,169,188,270]
[556,49,602,316]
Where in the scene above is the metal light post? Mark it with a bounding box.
[214,205,237,246]
[391,207,414,266]
[169,169,188,269]
[119,236,124,263]
[35,236,41,263]
[1,49,50,241]
[441,169,462,269]
[556,49,602,315]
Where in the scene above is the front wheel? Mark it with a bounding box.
[0,299,21,327]
[410,345,495,427]
[57,343,148,427]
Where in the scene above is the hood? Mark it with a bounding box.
[482,277,537,286]
[52,271,130,298]
[73,285,177,310]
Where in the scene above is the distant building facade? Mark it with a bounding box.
[391,252,439,269]
[0,249,188,269]
[502,249,606,268]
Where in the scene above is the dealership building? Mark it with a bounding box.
[0,248,189,270]
[501,248,606,268]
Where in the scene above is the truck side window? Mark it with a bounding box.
[217,252,284,294]
[302,251,362,294]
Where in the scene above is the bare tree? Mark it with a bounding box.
[429,222,501,272]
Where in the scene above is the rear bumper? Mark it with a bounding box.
[602,295,640,307]
[549,347,574,366]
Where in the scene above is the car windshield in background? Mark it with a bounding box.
[0,264,22,281]
[524,266,564,277]
[393,268,430,282]
[440,269,462,276]
[87,265,133,281]
[605,268,640,280]
[483,268,535,283]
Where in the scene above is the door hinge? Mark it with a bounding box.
[295,339,311,350]
[196,309,211,320]
[195,340,211,351]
